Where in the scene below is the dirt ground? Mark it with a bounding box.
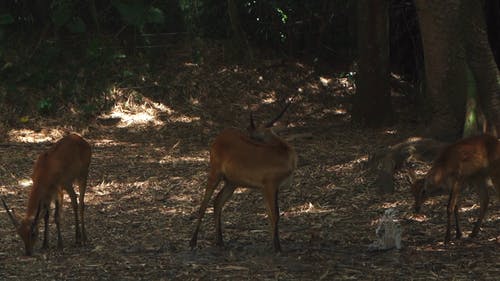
[0,47,499,280]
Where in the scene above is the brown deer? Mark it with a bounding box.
[411,134,500,243]
[2,133,91,255]
[190,104,297,252]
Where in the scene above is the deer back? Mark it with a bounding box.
[211,128,296,187]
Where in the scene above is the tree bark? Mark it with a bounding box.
[415,0,499,139]
[462,0,500,136]
[352,0,393,127]
[227,0,253,60]
[415,0,466,140]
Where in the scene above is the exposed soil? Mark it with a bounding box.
[0,44,498,280]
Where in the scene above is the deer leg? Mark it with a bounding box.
[77,173,88,244]
[454,201,461,239]
[262,186,281,252]
[190,170,221,249]
[64,184,81,245]
[54,191,63,249]
[42,204,50,250]
[213,182,236,247]
[471,180,490,238]
[446,181,461,243]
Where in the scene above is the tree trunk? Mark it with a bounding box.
[415,0,499,139]
[352,0,393,127]
[462,0,500,137]
[485,0,500,68]
[415,0,466,140]
[227,0,253,60]
[88,0,100,33]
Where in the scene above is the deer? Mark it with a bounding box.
[410,134,500,244]
[2,133,91,255]
[190,103,297,252]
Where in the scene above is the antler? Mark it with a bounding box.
[1,197,20,228]
[264,102,291,128]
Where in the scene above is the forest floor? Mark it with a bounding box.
[0,42,499,280]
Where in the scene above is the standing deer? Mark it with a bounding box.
[2,133,91,255]
[411,134,500,243]
[190,104,297,252]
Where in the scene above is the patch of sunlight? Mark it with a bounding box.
[132,179,163,190]
[7,128,64,143]
[385,129,397,135]
[488,213,500,221]
[102,88,173,128]
[184,62,199,67]
[102,87,202,127]
[0,185,15,194]
[308,81,320,92]
[338,77,354,89]
[234,188,249,194]
[409,213,428,222]
[92,180,119,196]
[461,204,480,212]
[334,108,347,115]
[488,236,499,242]
[189,97,200,105]
[169,115,201,123]
[406,137,424,142]
[169,194,193,203]
[321,108,347,116]
[262,92,277,104]
[161,206,190,215]
[327,155,368,173]
[111,111,159,127]
[380,201,405,209]
[160,155,206,164]
[18,178,32,187]
[287,202,335,216]
[319,76,332,86]
[93,138,120,147]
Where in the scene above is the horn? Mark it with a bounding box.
[264,102,291,128]
[2,197,20,228]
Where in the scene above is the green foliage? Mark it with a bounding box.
[112,0,165,30]
[37,98,54,115]
[0,13,14,41]
[0,0,365,122]
[0,14,14,25]
[51,0,73,28]
[66,17,86,33]
[51,0,86,33]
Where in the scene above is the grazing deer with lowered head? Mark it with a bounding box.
[190,104,297,252]
[2,133,91,255]
[410,134,500,243]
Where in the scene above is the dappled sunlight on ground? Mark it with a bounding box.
[0,55,498,281]
[286,202,335,216]
[7,128,65,143]
[99,87,200,128]
[106,88,169,127]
